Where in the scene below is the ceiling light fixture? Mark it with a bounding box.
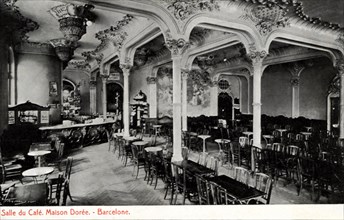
[49,4,96,42]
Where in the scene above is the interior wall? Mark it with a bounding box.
[299,58,336,120]
[96,76,103,115]
[0,41,9,135]
[16,52,62,124]
[262,65,292,117]
[63,70,90,115]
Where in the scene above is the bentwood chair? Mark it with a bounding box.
[209,181,236,205]
[197,152,208,167]
[48,174,64,205]
[131,145,145,179]
[162,158,174,204]
[248,173,273,204]
[234,167,250,185]
[195,175,210,205]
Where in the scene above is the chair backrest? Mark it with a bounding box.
[254,172,273,204]
[209,181,233,205]
[234,167,250,185]
[64,157,73,180]
[285,145,299,157]
[171,162,185,189]
[131,145,139,161]
[162,158,173,182]
[49,173,64,205]
[198,152,208,166]
[239,136,249,147]
[195,175,210,205]
[272,130,280,138]
[54,139,64,159]
[206,156,218,176]
[272,143,284,153]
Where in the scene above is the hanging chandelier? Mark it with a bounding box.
[50,38,78,62]
[49,4,96,42]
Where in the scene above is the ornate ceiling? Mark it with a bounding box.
[1,0,343,73]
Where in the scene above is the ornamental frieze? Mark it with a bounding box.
[69,60,91,71]
[163,0,220,21]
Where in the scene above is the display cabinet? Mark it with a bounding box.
[8,101,50,125]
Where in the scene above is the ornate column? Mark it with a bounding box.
[165,37,190,162]
[89,81,97,115]
[121,64,132,137]
[181,69,189,131]
[337,59,344,139]
[101,76,108,119]
[288,63,305,118]
[146,76,157,118]
[248,47,267,171]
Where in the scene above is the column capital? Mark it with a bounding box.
[290,76,300,87]
[89,80,97,88]
[146,76,157,84]
[100,75,108,82]
[181,69,189,80]
[247,44,267,65]
[165,38,190,57]
[288,62,305,77]
[120,63,132,77]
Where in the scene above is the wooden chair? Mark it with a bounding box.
[182,147,189,160]
[195,175,210,205]
[48,174,64,205]
[230,141,241,167]
[149,153,165,189]
[162,158,174,204]
[106,129,115,152]
[248,173,273,204]
[131,145,145,179]
[171,162,197,205]
[234,167,250,185]
[209,181,236,205]
[0,143,22,184]
[206,156,219,176]
[297,156,316,200]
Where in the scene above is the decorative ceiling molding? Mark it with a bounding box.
[163,0,220,21]
[336,33,344,50]
[231,0,342,32]
[0,0,39,43]
[189,28,212,46]
[240,5,290,36]
[14,41,55,55]
[95,14,134,52]
[81,51,104,65]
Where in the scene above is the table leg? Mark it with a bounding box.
[203,140,206,153]
[38,156,41,167]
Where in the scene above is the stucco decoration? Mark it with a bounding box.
[240,4,290,35]
[164,0,220,21]
[81,51,104,65]
[69,60,91,71]
[336,33,344,50]
[146,76,157,84]
[165,37,190,56]
[247,44,268,64]
[328,75,340,94]
[94,14,134,52]
[0,0,39,43]
[157,67,173,117]
[50,38,78,62]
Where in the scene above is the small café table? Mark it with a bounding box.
[205,175,265,203]
[198,135,211,153]
[263,135,274,144]
[145,146,163,153]
[113,132,124,138]
[4,183,49,206]
[276,129,287,137]
[242,131,253,139]
[214,139,230,153]
[305,126,313,132]
[22,167,54,183]
[27,150,51,167]
[300,132,312,140]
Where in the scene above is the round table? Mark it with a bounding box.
[276,129,287,137]
[300,132,312,140]
[132,141,149,152]
[145,146,163,153]
[123,136,139,142]
[214,139,231,152]
[198,135,211,153]
[305,127,313,132]
[113,132,124,138]
[22,167,54,183]
[242,131,253,138]
[263,135,274,144]
[27,150,51,167]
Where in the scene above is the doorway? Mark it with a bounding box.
[107,83,123,116]
[218,92,233,121]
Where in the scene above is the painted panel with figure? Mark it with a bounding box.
[157,67,173,117]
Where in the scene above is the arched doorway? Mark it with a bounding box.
[218,92,233,122]
[107,82,123,117]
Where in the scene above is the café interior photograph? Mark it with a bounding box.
[0,0,344,206]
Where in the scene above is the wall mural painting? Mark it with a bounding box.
[157,67,173,117]
[187,69,211,111]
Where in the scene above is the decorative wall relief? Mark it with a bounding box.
[240,5,290,35]
[157,67,173,117]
